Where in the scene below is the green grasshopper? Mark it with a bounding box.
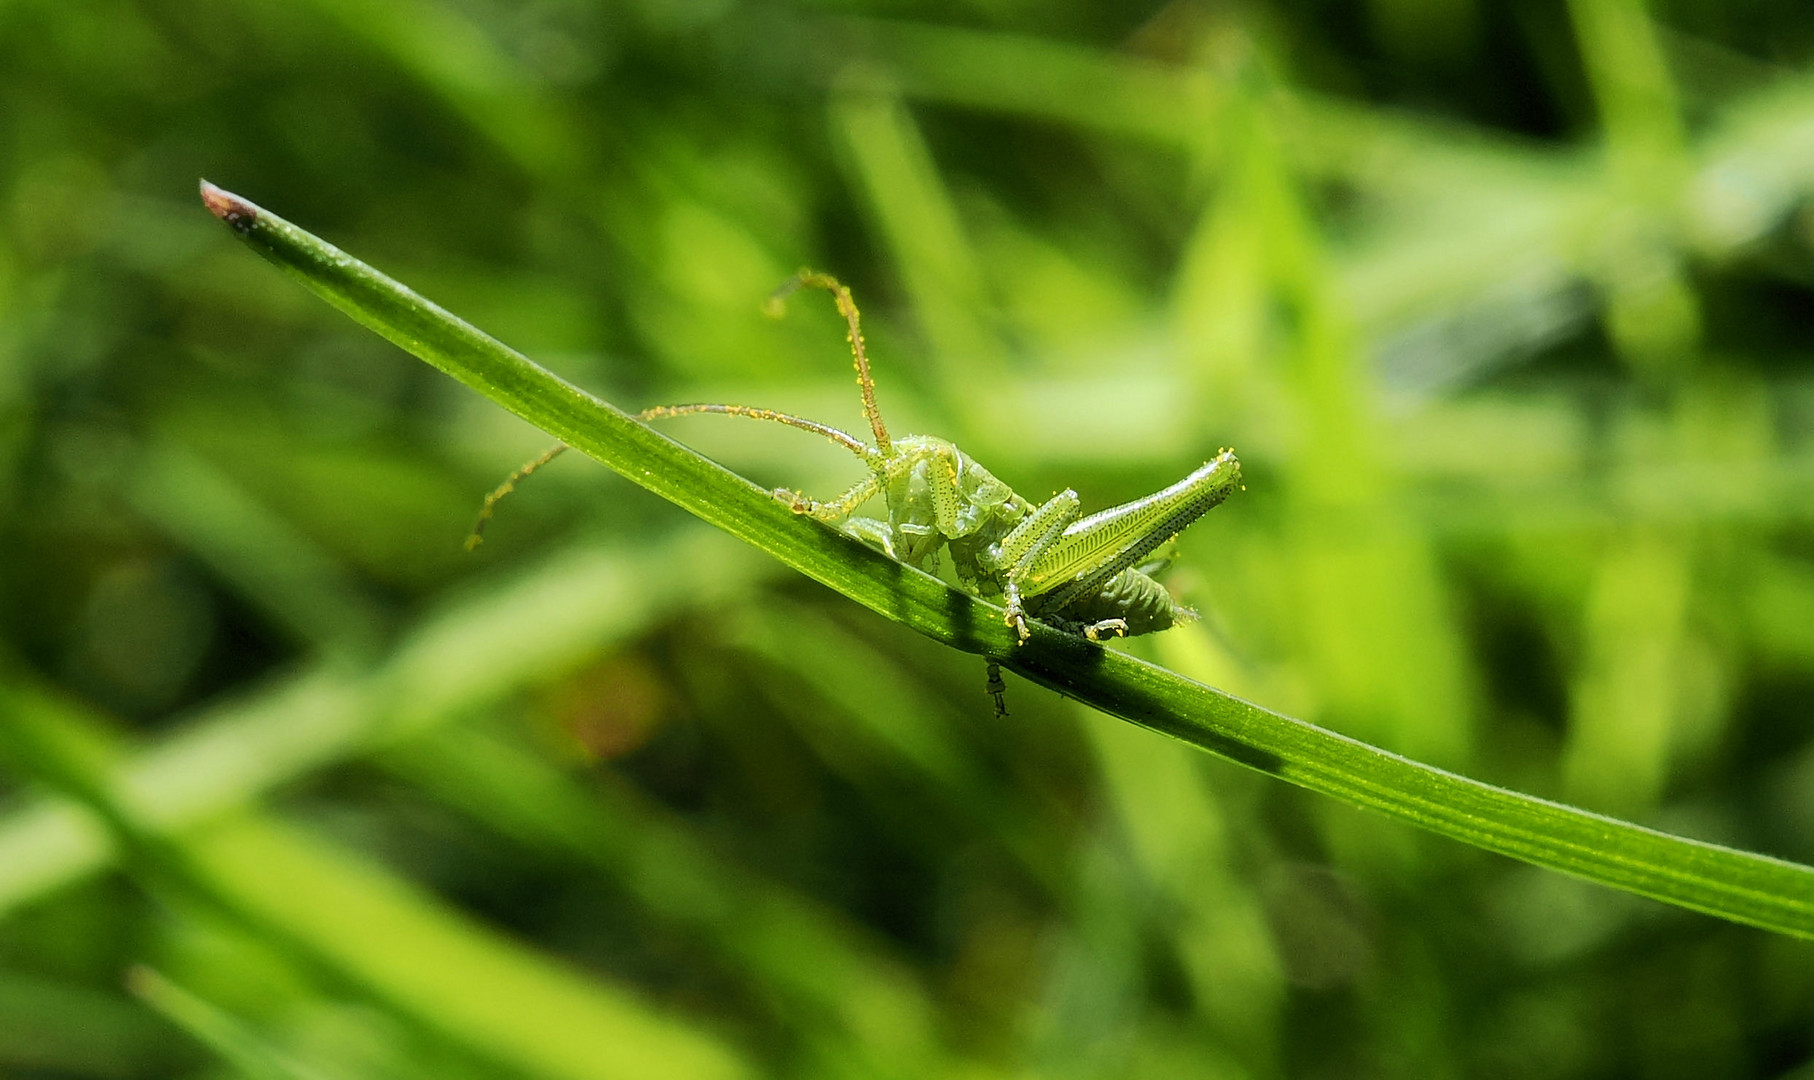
[471,272,1242,715]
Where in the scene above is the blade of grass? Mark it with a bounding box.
[128,438,389,659]
[384,727,960,1079]
[198,182,1814,939]
[0,527,947,1072]
[831,85,1003,395]
[96,430,953,1068]
[0,679,756,1080]
[0,529,767,916]
[726,602,1069,894]
[127,967,344,1080]
[0,970,192,1077]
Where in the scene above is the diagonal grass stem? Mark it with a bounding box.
[199,181,1814,940]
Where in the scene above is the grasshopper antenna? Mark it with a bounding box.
[767,271,892,456]
[471,274,892,551]
[467,443,568,550]
[637,403,880,463]
[466,402,883,551]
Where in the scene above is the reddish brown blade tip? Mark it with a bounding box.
[199,180,257,233]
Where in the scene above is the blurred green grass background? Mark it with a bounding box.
[3,0,1814,1076]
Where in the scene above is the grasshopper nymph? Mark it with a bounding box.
[472,273,1242,716]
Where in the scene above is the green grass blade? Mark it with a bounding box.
[384,727,956,1076]
[0,970,190,1076]
[128,967,344,1080]
[199,182,1814,940]
[0,529,768,917]
[0,680,756,1080]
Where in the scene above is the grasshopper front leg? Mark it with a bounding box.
[993,489,1082,642]
[776,472,883,522]
[984,660,1009,718]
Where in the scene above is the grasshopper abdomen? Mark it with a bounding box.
[1042,565,1190,637]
